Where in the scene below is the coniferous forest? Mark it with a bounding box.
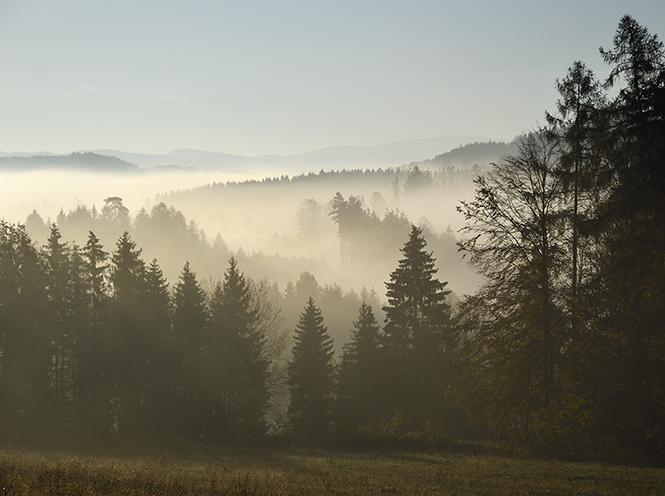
[1,15,664,464]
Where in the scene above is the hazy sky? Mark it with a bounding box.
[1,1,663,156]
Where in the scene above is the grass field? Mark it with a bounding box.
[0,443,663,495]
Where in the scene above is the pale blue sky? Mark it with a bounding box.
[1,0,663,156]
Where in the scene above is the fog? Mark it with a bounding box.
[0,151,495,369]
[0,168,265,225]
[0,161,484,297]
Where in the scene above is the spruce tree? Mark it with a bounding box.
[110,232,148,433]
[383,225,452,427]
[43,224,74,428]
[141,259,172,433]
[66,243,93,433]
[81,230,113,433]
[336,302,387,426]
[0,222,49,439]
[288,298,334,436]
[83,231,109,331]
[590,15,665,453]
[172,261,208,436]
[207,257,268,439]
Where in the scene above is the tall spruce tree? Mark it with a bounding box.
[81,230,113,433]
[66,243,92,433]
[0,222,49,439]
[140,259,172,434]
[206,257,268,439]
[110,232,148,433]
[172,261,208,436]
[586,15,665,453]
[382,224,453,427]
[43,224,74,429]
[288,297,334,436]
[546,61,607,340]
[83,231,109,333]
[336,302,387,426]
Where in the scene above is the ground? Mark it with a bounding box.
[0,443,663,495]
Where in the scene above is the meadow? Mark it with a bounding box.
[0,443,663,495]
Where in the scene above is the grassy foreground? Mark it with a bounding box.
[0,444,663,495]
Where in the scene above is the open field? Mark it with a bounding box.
[0,444,663,495]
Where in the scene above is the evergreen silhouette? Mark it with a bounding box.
[336,302,387,426]
[110,232,148,433]
[288,298,334,436]
[207,257,269,439]
[383,225,453,427]
[172,261,208,437]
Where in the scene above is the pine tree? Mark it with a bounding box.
[382,224,453,427]
[100,196,130,242]
[288,298,334,436]
[206,257,268,439]
[336,302,387,426]
[0,222,49,439]
[110,232,148,433]
[141,259,172,434]
[587,15,665,453]
[43,224,74,428]
[172,261,208,436]
[81,230,113,433]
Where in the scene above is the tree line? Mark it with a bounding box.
[455,15,665,458]
[0,220,455,443]
[0,15,662,460]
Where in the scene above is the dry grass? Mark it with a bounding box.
[0,444,663,495]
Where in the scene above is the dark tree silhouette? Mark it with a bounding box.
[110,232,149,433]
[335,302,387,426]
[80,231,113,432]
[206,257,269,439]
[171,261,208,437]
[288,298,334,436]
[383,225,453,427]
[0,222,49,439]
[457,131,567,443]
[43,225,75,428]
[139,259,172,433]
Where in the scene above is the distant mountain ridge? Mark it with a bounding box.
[93,136,493,171]
[0,152,138,172]
[0,136,513,174]
[433,140,519,166]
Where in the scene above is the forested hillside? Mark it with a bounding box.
[0,152,139,172]
[0,15,663,462]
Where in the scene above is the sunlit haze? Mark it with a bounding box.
[0,4,664,476]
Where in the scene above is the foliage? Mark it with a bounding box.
[287,298,335,437]
[456,16,665,458]
[335,303,387,426]
[206,257,270,439]
[0,14,663,462]
[383,225,455,429]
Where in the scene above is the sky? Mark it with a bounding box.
[1,0,664,157]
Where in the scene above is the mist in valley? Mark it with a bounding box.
[2,2,665,490]
[2,5,665,491]
[1,146,495,364]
